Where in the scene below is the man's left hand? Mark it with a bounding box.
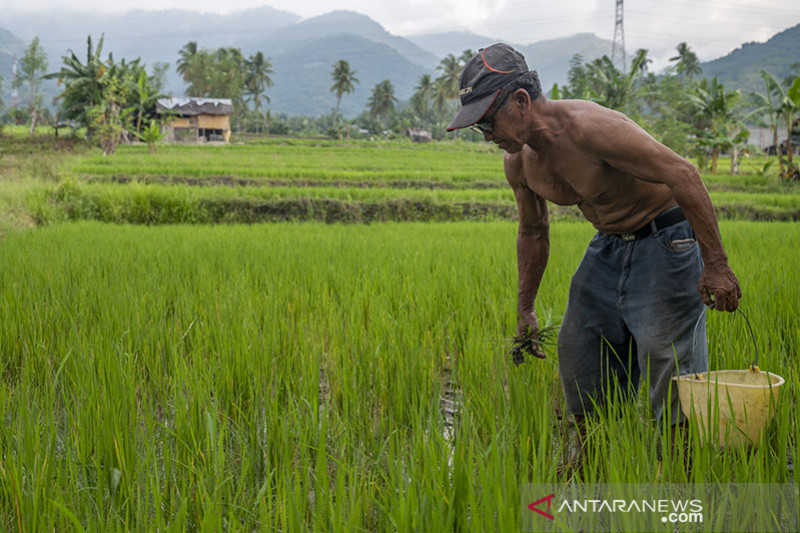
[698,263,741,312]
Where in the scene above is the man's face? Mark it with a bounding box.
[473,89,524,154]
[470,88,509,137]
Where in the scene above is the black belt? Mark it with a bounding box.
[613,207,686,241]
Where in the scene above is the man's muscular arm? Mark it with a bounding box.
[505,152,550,357]
[575,108,741,311]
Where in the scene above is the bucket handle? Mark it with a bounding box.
[692,304,759,371]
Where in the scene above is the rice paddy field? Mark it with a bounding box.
[2,136,800,227]
[0,134,798,531]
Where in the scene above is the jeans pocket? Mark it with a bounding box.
[669,238,697,252]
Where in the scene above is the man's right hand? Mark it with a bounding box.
[517,309,546,359]
[698,262,741,312]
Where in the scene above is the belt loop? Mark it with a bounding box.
[649,218,659,235]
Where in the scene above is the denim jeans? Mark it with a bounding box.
[557,214,707,425]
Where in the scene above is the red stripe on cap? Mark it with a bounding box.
[481,48,516,74]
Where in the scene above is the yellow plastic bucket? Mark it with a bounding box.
[672,307,784,448]
[673,369,784,447]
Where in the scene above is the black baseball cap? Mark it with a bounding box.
[447,43,529,131]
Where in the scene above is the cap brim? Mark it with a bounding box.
[446,90,500,131]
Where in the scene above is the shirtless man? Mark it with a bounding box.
[447,44,741,465]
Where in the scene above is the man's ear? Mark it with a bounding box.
[512,89,530,113]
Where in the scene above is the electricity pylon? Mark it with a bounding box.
[611,0,626,71]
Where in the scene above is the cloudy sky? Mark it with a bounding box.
[4,0,799,70]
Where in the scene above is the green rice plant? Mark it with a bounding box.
[67,142,508,186]
[0,220,795,531]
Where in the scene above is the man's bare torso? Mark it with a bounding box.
[505,100,677,233]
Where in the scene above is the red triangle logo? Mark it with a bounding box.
[528,493,555,520]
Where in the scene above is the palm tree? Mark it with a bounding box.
[368,80,398,123]
[410,73,434,123]
[669,42,702,80]
[215,47,245,98]
[245,52,274,132]
[584,49,650,112]
[436,54,461,103]
[458,49,475,65]
[177,42,213,97]
[432,77,451,119]
[330,60,359,113]
[176,41,198,83]
[246,52,273,110]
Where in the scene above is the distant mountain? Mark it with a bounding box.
[269,33,430,117]
[3,7,301,97]
[253,11,439,70]
[514,33,612,89]
[699,23,800,95]
[4,6,798,118]
[406,31,613,88]
[4,8,436,116]
[0,27,23,55]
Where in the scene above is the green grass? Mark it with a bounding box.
[0,221,796,531]
[13,180,799,226]
[68,140,508,185]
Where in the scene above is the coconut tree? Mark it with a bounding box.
[176,41,198,83]
[329,60,359,113]
[245,52,273,110]
[368,79,398,125]
[246,52,274,132]
[410,73,434,124]
[432,77,451,120]
[669,42,702,80]
[458,49,475,65]
[436,53,461,103]
[214,47,246,98]
[584,48,651,113]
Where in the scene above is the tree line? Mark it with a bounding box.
[550,44,800,178]
[1,35,168,154]
[2,35,799,178]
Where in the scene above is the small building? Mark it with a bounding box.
[156,98,233,143]
[407,128,432,143]
[748,123,799,155]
